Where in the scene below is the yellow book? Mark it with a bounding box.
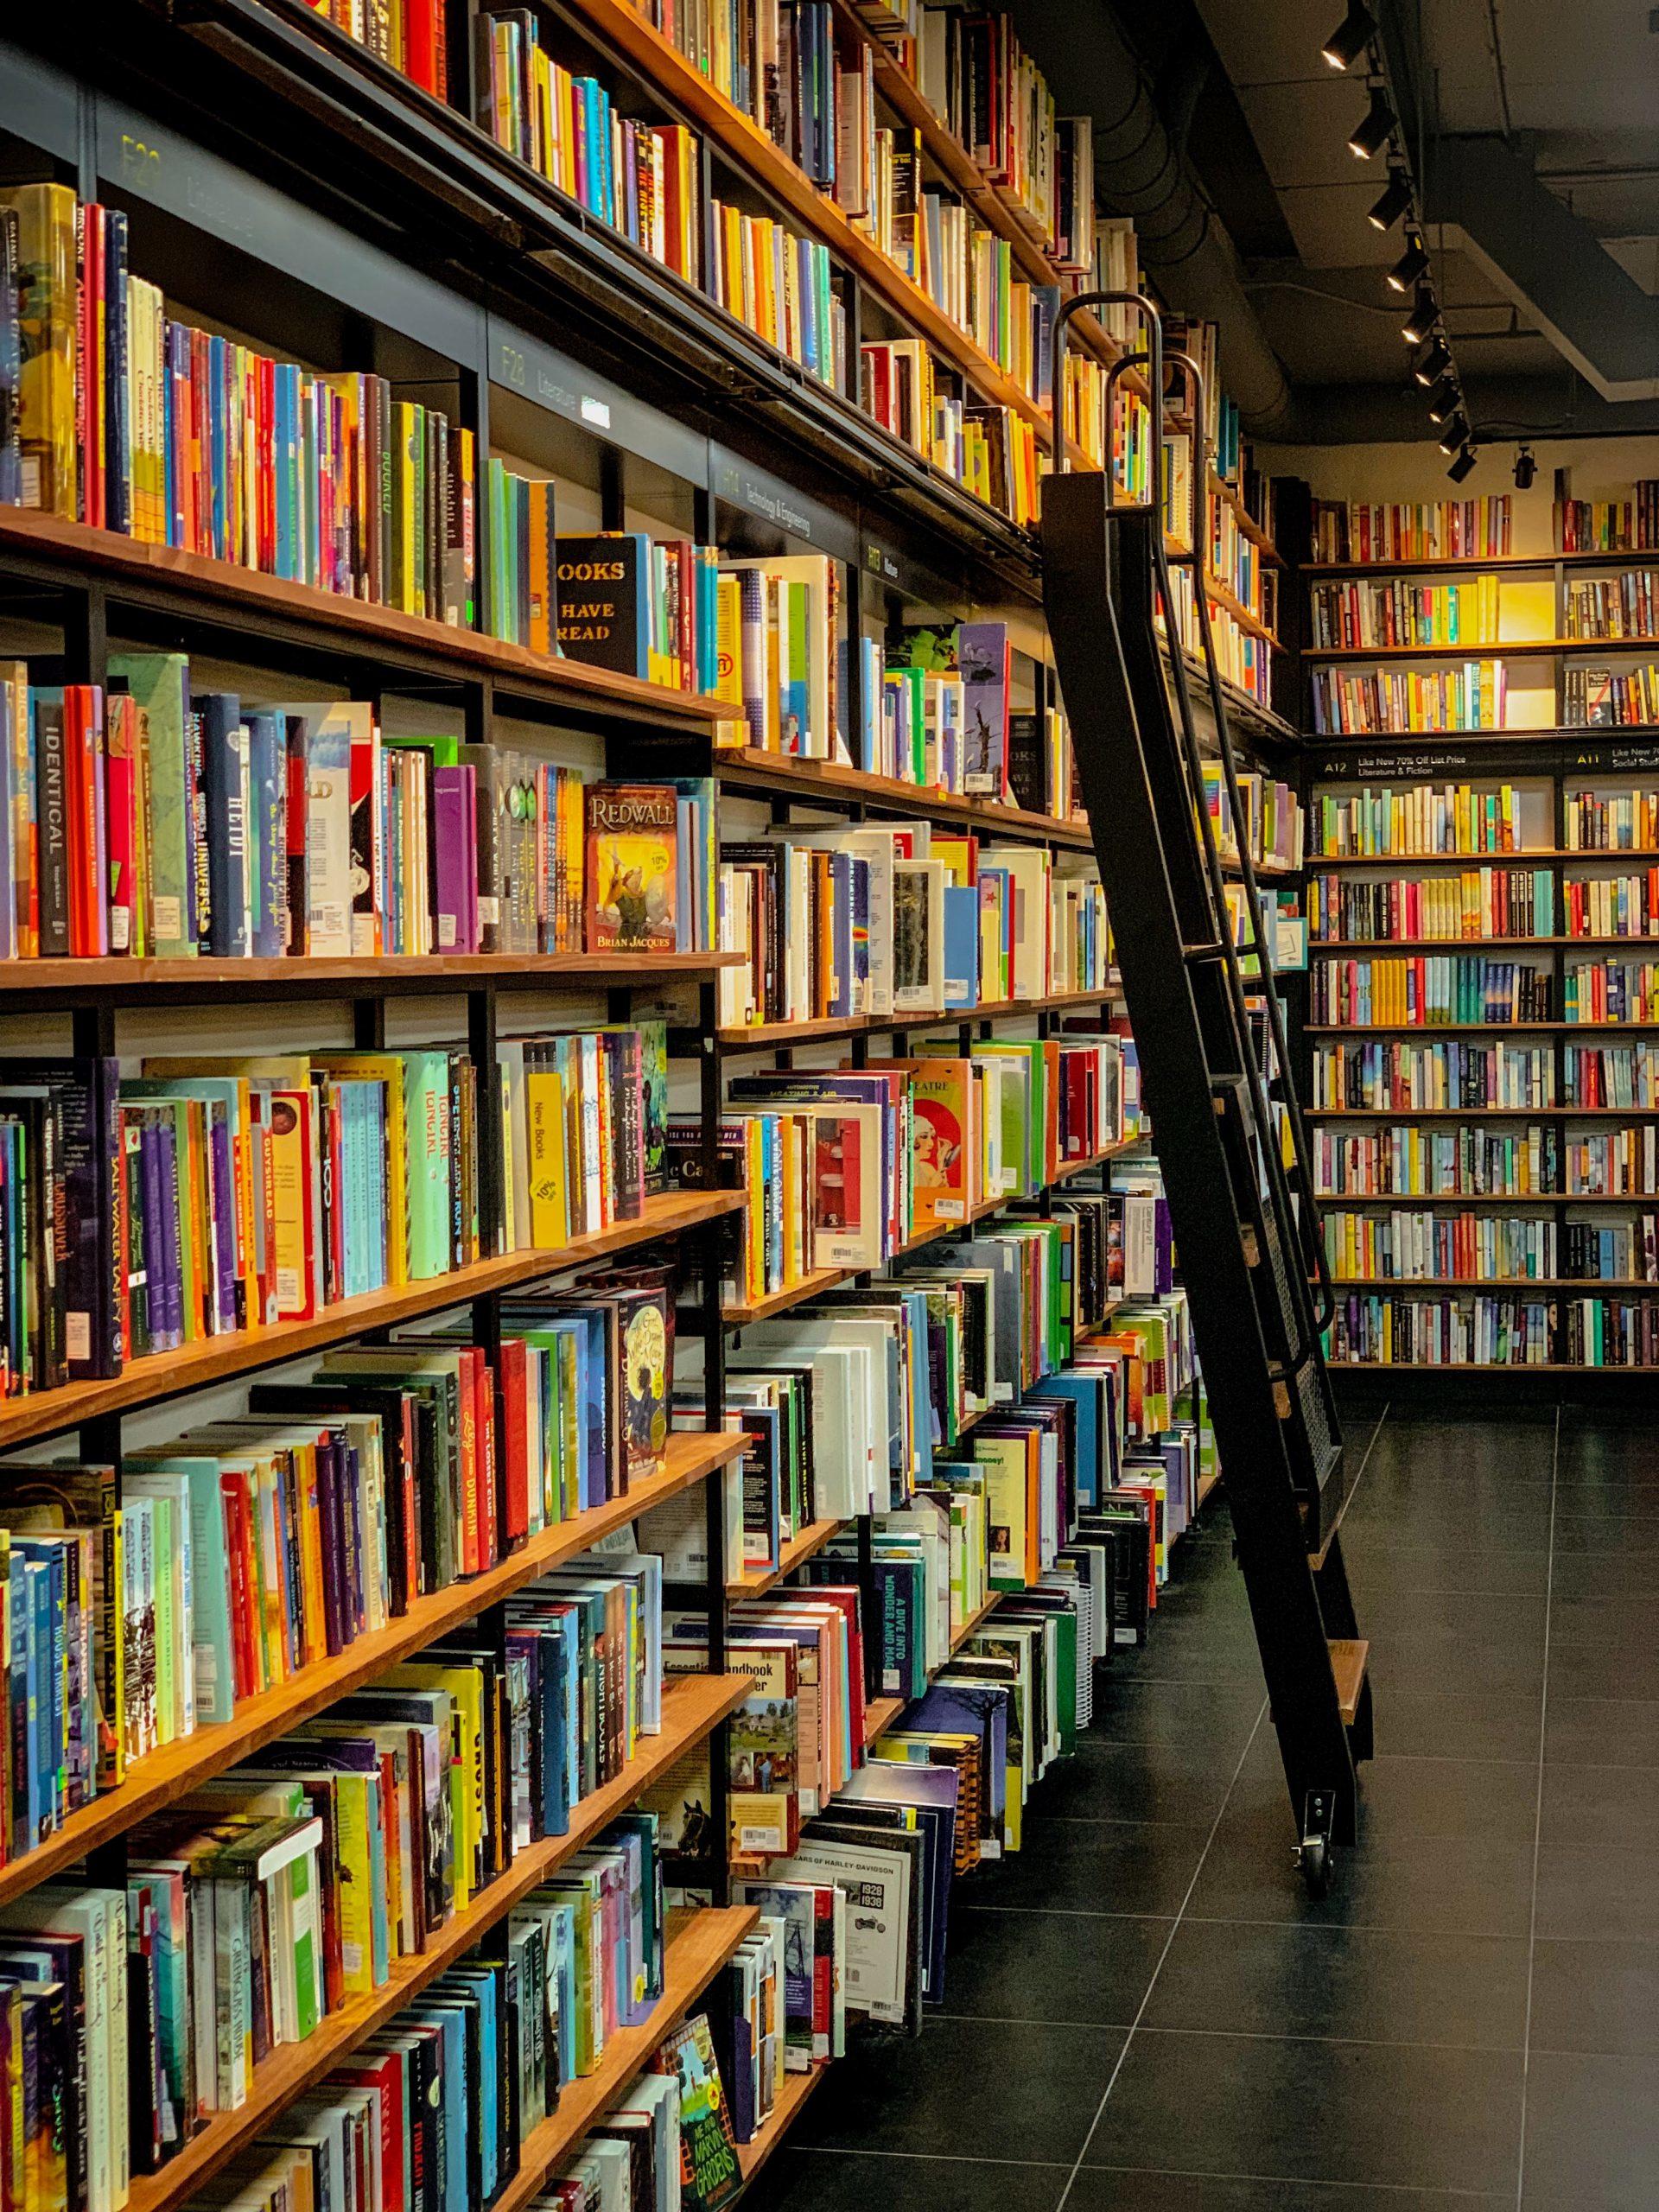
[332,1771,379,1998]
[0,183,79,517]
[526,1065,570,1249]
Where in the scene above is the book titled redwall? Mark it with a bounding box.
[583,784,678,952]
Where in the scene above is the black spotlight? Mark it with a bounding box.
[1438,411,1471,454]
[1447,445,1478,484]
[1349,88,1395,158]
[1323,0,1378,68]
[1514,445,1536,491]
[1412,335,1452,386]
[1427,375,1459,424]
[1388,236,1431,294]
[1368,173,1413,232]
[1401,284,1438,345]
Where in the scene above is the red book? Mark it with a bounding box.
[496,1337,530,1548]
[475,1352,499,1570]
[105,692,137,956]
[219,1471,258,1700]
[456,1344,482,1576]
[331,2053,407,2212]
[404,0,441,94]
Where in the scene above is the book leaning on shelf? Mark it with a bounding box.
[0,1021,673,1395]
[0,1265,674,1851]
[0,187,474,620]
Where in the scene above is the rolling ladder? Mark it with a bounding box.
[1042,297,1371,1891]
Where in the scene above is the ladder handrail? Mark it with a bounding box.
[1162,349,1335,1337]
[1049,295,1334,1344]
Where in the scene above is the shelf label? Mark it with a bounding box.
[709,444,857,564]
[488,315,706,484]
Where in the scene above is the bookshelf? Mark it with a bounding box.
[0,10,1244,2197]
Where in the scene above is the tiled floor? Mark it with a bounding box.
[748,1402,1659,2211]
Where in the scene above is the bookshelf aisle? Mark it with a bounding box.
[0,15,1249,2212]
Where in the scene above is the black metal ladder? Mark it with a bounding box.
[1042,296,1372,1890]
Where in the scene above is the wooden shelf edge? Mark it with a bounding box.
[0,1433,747,1909]
[735,2064,826,2190]
[1332,1278,1659,1292]
[493,1905,761,2212]
[0,950,743,996]
[715,747,1092,847]
[0,1190,745,1452]
[0,508,734,728]
[715,987,1121,1049]
[729,1517,848,1599]
[950,1591,1002,1652]
[123,1686,755,2212]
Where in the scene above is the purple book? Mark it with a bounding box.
[315,1433,346,1656]
[337,1438,365,1637]
[151,1116,185,1350]
[433,765,479,954]
[957,620,1010,798]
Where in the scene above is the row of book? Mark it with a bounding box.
[1309,663,1510,737]
[0,1679,671,2190]
[476,14,704,285]
[856,339,1042,525]
[1554,481,1659,554]
[1158,567,1274,709]
[1565,791,1659,850]
[1313,1123,1560,1199]
[1309,957,1555,1029]
[1307,573,1504,652]
[0,1027,673,1397]
[907,7,1060,258]
[1307,868,1557,945]
[1564,571,1659,641]
[1310,496,1514,566]
[710,201,844,390]
[0,1275,676,1848]
[1562,1298,1659,1367]
[1560,874,1659,940]
[1207,480,1274,638]
[1311,1039,1556,1112]
[1565,1126,1659,1195]
[1,187,475,623]
[311,0,450,93]
[1326,1293,1554,1366]
[0,663,717,963]
[714,825,1109,1026]
[1313,783,1529,859]
[1326,1210,1568,1285]
[1199,766,1306,874]
[1563,664,1659,728]
[1563,959,1659,1025]
[675,1039,1129,1308]
[1563,1043,1659,1109]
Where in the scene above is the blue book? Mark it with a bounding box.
[943,883,980,1007]
[1030,1371,1106,1508]
[196,693,248,958]
[245,713,286,958]
[537,1618,571,1837]
[23,1560,49,1846]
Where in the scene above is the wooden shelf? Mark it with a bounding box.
[950,1591,1002,1652]
[862,1693,907,1745]
[1311,849,1600,869]
[0,1188,744,1452]
[479,1904,761,2212]
[1219,856,1300,883]
[1310,1106,1659,1120]
[1310,1021,1659,1034]
[1306,549,1659,578]
[715,747,1092,848]
[1313,938,1659,953]
[1197,1466,1223,1508]
[123,1684,754,2212]
[1333,1276,1659,1292]
[1330,1358,1637,1372]
[714,987,1119,1052]
[0,1432,747,1910]
[1321,1191,1659,1208]
[729,1516,847,1599]
[1306,636,1611,664]
[724,1267,846,1328]
[1199,565,1279,649]
[1211,472,1282,564]
[1,948,741,1004]
[736,2064,827,2190]
[0,507,738,733]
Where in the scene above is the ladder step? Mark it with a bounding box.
[1328,1638,1369,1726]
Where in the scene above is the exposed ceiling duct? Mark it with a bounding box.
[1015,0,1304,438]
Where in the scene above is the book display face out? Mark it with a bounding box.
[0,16,1287,2209]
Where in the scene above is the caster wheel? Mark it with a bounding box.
[1299,1836,1329,1897]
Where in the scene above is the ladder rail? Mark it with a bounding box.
[1051,293,1331,1365]
[1161,351,1335,1337]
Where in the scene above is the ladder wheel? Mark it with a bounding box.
[1299,1837,1329,1897]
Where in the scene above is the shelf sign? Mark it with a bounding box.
[488,316,704,482]
[866,543,901,583]
[709,444,857,564]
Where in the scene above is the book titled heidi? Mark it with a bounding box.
[584,783,677,952]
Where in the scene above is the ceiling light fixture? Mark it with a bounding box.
[1514,445,1536,491]
[1388,236,1431,293]
[1322,0,1378,69]
[1439,410,1471,454]
[1401,283,1438,345]
[1349,88,1395,158]
[1412,335,1452,386]
[1368,173,1413,232]
[1427,375,1460,424]
[1447,445,1478,484]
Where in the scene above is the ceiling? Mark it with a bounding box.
[1099,0,1659,440]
